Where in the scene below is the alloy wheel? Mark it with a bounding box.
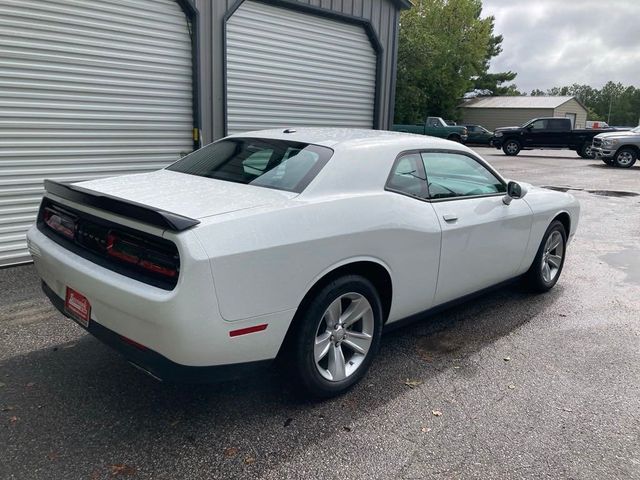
[314,292,374,381]
[617,151,634,166]
[541,231,564,283]
[506,142,519,154]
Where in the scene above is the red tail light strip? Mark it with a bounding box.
[229,324,268,337]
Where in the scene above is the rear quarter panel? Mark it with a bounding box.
[194,193,442,323]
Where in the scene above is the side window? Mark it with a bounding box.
[548,119,566,130]
[422,152,506,199]
[386,153,428,199]
[530,119,547,130]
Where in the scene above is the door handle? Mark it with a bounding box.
[442,214,458,222]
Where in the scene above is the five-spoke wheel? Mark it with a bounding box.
[289,275,383,398]
[541,231,564,283]
[524,220,567,292]
[314,293,374,381]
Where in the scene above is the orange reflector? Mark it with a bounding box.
[229,324,268,337]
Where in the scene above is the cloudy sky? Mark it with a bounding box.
[481,0,640,93]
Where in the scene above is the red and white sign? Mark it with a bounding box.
[65,287,91,328]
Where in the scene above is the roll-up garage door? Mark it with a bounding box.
[226,0,377,134]
[0,0,194,266]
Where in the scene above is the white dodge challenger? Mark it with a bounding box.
[27,129,579,397]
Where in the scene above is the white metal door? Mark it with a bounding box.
[226,0,377,134]
[0,0,194,265]
[431,196,532,305]
[565,113,576,128]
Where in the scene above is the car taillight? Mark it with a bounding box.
[43,207,76,240]
[107,232,178,278]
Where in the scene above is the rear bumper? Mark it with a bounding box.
[27,224,293,371]
[42,281,271,383]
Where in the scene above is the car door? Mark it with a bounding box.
[547,118,572,147]
[466,126,480,143]
[422,151,533,305]
[523,118,552,147]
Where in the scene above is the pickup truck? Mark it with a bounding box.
[491,117,610,158]
[393,117,468,143]
[592,125,640,168]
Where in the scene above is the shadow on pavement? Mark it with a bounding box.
[1,282,565,478]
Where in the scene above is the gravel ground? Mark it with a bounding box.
[1,148,639,480]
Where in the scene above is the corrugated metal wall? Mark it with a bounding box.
[554,99,587,129]
[0,0,194,265]
[225,0,377,133]
[194,0,400,144]
[460,108,555,131]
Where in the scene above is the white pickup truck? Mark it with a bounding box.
[592,126,640,168]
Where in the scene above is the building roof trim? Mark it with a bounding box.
[393,0,413,10]
[459,95,587,111]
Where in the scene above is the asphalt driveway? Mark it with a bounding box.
[1,148,639,479]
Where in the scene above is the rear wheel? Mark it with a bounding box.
[288,275,383,398]
[447,134,462,143]
[613,148,637,168]
[502,140,521,156]
[523,221,567,292]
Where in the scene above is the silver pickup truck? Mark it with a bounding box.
[592,126,640,168]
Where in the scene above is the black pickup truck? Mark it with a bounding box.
[491,117,610,158]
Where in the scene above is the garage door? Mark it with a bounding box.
[0,0,195,266]
[226,0,377,134]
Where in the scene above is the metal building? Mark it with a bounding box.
[459,96,589,132]
[0,0,409,266]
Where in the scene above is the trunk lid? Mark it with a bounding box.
[71,169,297,221]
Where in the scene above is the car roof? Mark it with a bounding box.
[226,127,458,150]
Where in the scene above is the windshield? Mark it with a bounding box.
[167,138,333,193]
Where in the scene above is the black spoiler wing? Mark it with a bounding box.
[44,180,200,232]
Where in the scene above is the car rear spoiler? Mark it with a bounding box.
[43,180,200,232]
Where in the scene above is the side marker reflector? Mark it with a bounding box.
[229,324,268,337]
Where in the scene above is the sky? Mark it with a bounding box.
[481,0,640,93]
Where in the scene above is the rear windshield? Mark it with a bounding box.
[167,138,333,193]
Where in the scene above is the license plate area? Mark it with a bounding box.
[64,287,91,328]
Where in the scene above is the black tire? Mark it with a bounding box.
[447,134,462,143]
[502,139,521,156]
[602,157,614,166]
[579,142,595,159]
[523,220,567,292]
[612,147,638,168]
[288,275,383,398]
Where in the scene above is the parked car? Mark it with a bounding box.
[585,120,612,129]
[28,129,579,397]
[393,116,468,143]
[491,117,610,158]
[592,125,640,168]
[462,124,494,145]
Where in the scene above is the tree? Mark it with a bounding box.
[394,0,504,123]
[472,20,520,96]
[527,82,639,125]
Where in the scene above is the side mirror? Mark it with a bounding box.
[503,181,527,205]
